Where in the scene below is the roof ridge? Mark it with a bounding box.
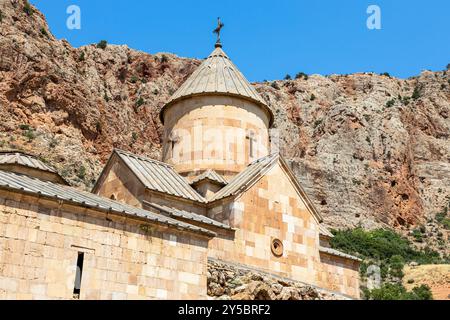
[114,149,173,168]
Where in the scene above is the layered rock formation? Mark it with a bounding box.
[0,0,449,243]
[207,259,348,300]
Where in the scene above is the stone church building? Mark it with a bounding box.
[0,41,360,300]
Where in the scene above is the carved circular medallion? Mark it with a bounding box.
[271,239,284,257]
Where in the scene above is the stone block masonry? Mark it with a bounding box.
[0,191,209,300]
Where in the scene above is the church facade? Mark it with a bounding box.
[0,42,360,300]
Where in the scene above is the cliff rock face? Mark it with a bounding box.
[0,1,449,240]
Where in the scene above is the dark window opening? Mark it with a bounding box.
[171,140,176,157]
[246,132,256,158]
[73,252,85,299]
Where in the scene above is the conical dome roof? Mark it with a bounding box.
[160,47,273,125]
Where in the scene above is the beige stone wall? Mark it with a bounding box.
[162,96,271,180]
[318,253,360,299]
[93,155,145,208]
[207,164,322,282]
[206,162,360,298]
[0,191,209,300]
[192,181,223,200]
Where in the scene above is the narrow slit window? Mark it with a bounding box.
[171,140,176,158]
[247,132,256,158]
[73,252,85,299]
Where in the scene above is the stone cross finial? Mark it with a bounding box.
[213,17,224,48]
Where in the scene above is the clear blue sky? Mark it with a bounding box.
[30,0,450,82]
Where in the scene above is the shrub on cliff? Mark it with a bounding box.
[160,55,169,63]
[40,27,48,37]
[78,52,85,62]
[77,166,86,180]
[386,99,395,108]
[135,97,145,108]
[23,1,33,16]
[436,204,450,230]
[412,86,421,100]
[270,82,280,90]
[295,72,309,80]
[97,40,108,50]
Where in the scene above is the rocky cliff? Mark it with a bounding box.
[0,1,449,243]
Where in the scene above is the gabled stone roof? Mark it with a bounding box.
[0,170,215,237]
[319,247,362,262]
[112,149,206,203]
[0,150,57,173]
[160,47,274,125]
[209,153,324,223]
[190,169,228,186]
[0,150,67,185]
